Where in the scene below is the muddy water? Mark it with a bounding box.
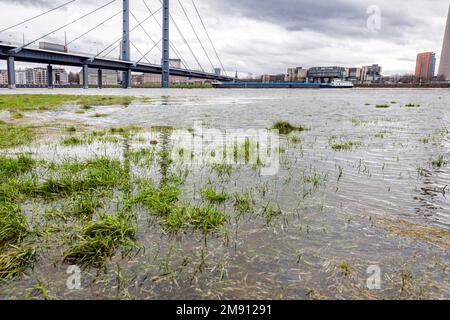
[0,88,449,299]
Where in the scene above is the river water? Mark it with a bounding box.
[0,88,449,299]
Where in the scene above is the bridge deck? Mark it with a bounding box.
[0,44,233,82]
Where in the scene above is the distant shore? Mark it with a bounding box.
[354,83,450,89]
[1,83,449,90]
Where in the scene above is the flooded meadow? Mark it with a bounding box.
[0,88,449,300]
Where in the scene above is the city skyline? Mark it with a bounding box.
[0,0,449,76]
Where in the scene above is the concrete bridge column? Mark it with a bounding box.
[82,64,89,89]
[98,69,103,89]
[7,56,16,89]
[47,65,53,89]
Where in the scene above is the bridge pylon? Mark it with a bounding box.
[121,0,131,88]
[161,0,170,88]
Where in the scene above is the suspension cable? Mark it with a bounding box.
[11,0,117,54]
[93,7,162,60]
[191,0,226,75]
[129,10,160,51]
[135,39,162,64]
[102,40,121,58]
[158,0,204,71]
[176,0,215,71]
[131,41,152,64]
[0,0,77,34]
[67,10,121,46]
[142,0,190,69]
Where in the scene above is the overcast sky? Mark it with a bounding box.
[0,0,449,76]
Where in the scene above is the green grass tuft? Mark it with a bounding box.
[0,246,36,279]
[431,155,446,168]
[272,121,308,135]
[201,186,229,203]
[0,202,29,247]
[0,123,35,149]
[63,214,135,266]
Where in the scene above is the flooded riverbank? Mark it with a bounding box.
[0,88,449,299]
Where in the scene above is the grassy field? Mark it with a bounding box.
[0,94,134,112]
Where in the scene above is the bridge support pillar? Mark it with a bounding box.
[7,56,16,89]
[82,65,89,89]
[161,0,170,88]
[98,69,103,89]
[121,0,131,89]
[123,69,131,89]
[47,65,53,89]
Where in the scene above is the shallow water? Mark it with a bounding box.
[0,88,449,299]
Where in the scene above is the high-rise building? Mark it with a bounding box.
[415,52,436,81]
[438,5,450,80]
[15,69,27,85]
[361,64,382,82]
[27,67,47,85]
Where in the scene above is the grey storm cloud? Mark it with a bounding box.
[3,0,56,6]
[0,0,449,75]
[207,0,424,38]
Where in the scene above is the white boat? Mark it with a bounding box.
[329,79,354,88]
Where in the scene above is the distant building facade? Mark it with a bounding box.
[26,67,47,85]
[262,74,285,82]
[361,64,382,82]
[307,67,346,83]
[15,69,27,85]
[438,5,450,80]
[347,67,363,81]
[132,73,208,85]
[286,67,308,82]
[0,70,7,85]
[169,59,181,68]
[415,52,436,81]
[18,67,69,85]
[82,69,118,86]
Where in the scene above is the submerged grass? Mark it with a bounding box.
[272,121,308,135]
[165,205,226,233]
[37,158,126,197]
[136,181,182,216]
[136,179,227,233]
[0,202,28,247]
[431,155,446,168]
[0,155,35,182]
[330,140,360,151]
[63,214,136,266]
[0,246,36,279]
[0,123,35,148]
[201,186,229,203]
